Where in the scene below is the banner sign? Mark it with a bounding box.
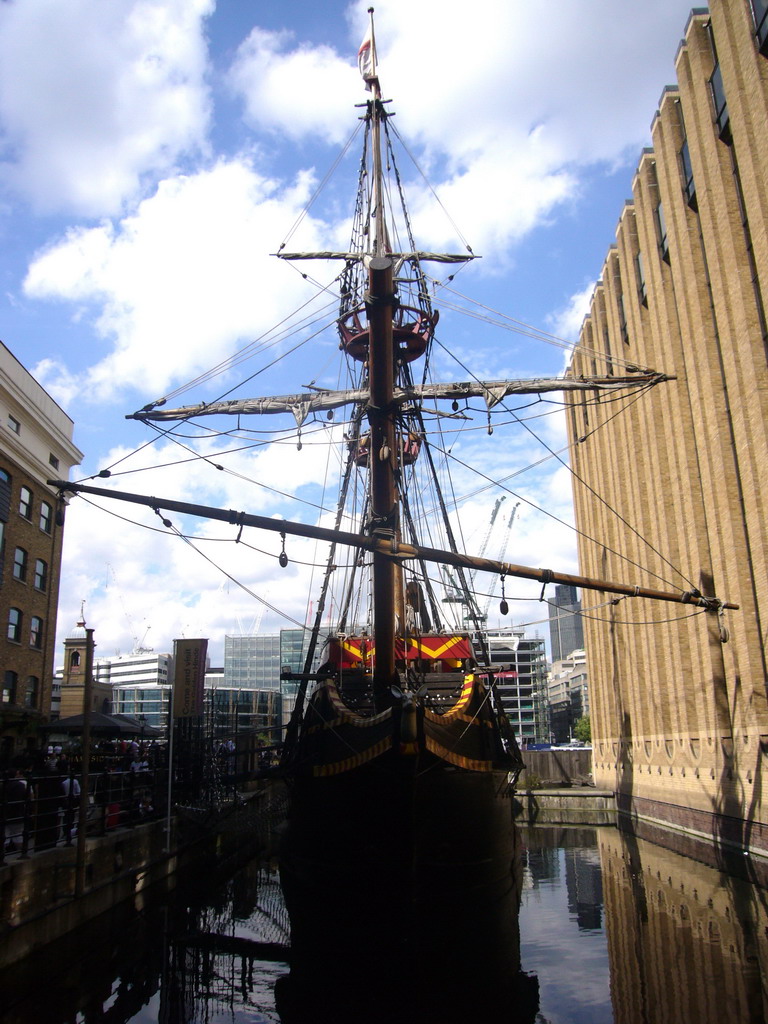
[172,638,208,718]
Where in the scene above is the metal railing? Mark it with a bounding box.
[1,731,276,864]
[0,767,165,863]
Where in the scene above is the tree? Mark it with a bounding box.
[573,715,591,743]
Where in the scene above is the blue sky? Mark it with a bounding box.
[0,0,699,662]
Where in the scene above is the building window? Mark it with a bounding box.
[30,616,43,649]
[70,650,81,669]
[679,139,697,209]
[602,327,613,375]
[19,486,32,519]
[0,468,10,526]
[635,252,648,307]
[24,676,39,709]
[8,414,20,435]
[8,607,22,643]
[0,470,10,579]
[751,0,768,55]
[40,500,53,534]
[655,201,669,262]
[618,293,629,345]
[34,558,48,591]
[49,453,59,470]
[12,546,28,582]
[3,671,17,704]
[708,51,731,142]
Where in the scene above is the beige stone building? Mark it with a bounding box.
[566,2,768,853]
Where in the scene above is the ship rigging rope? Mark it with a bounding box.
[74,424,341,518]
[277,121,364,252]
[387,120,475,257]
[413,380,664,519]
[431,336,696,593]
[153,504,310,630]
[134,287,340,412]
[92,377,621,499]
[433,280,659,378]
[434,436,694,597]
[92,300,341,480]
[156,293,339,408]
[73,493,714,644]
[417,554,713,631]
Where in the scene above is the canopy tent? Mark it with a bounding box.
[44,712,162,737]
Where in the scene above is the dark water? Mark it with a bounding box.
[3,824,767,1023]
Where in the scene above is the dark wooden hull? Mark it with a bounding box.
[278,753,533,1023]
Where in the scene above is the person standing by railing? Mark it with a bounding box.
[2,766,29,854]
[33,755,60,851]
[59,758,81,843]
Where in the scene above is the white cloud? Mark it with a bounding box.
[56,432,344,661]
[228,27,361,144]
[18,0,697,407]
[549,283,595,346]
[24,158,329,401]
[0,0,213,215]
[222,0,695,257]
[356,0,692,167]
[32,356,81,409]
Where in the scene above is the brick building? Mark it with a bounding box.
[566,1,768,852]
[0,342,82,764]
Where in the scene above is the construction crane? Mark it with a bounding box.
[483,502,520,620]
[470,496,506,588]
[441,566,465,604]
[441,499,506,627]
[106,562,154,655]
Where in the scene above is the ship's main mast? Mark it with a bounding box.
[362,13,400,703]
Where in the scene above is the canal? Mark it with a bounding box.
[2,823,765,1023]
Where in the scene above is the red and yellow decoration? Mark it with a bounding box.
[326,633,472,671]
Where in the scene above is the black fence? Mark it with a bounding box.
[1,723,277,864]
[0,767,164,863]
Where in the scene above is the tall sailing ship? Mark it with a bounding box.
[49,12,735,1021]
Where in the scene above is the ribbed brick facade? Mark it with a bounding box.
[566,2,768,851]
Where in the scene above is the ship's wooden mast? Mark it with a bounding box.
[366,255,399,700]
[366,45,400,701]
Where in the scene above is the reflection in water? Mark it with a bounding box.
[2,825,767,1022]
[520,828,611,1024]
[278,815,538,1024]
[598,828,768,1023]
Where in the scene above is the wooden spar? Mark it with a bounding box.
[48,479,739,611]
[126,374,673,424]
[366,256,399,696]
[274,250,476,263]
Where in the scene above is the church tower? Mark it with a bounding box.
[58,605,112,719]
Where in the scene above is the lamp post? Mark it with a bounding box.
[75,627,94,897]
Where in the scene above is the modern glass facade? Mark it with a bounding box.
[224,634,282,690]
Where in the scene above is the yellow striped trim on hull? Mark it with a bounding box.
[313,737,392,776]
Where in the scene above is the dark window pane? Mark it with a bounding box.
[679,140,697,208]
[19,486,32,518]
[13,547,27,581]
[40,501,53,533]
